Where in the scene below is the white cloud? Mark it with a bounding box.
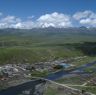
[37,12,72,28]
[0,12,71,29]
[14,21,34,29]
[0,16,21,28]
[0,11,96,29]
[73,10,96,27]
[80,18,96,27]
[0,16,21,23]
[73,10,93,20]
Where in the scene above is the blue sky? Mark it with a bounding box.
[0,0,96,18]
[0,0,96,28]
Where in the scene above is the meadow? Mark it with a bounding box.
[0,28,96,64]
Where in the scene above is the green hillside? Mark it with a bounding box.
[0,28,96,64]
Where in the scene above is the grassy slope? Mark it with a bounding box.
[0,29,96,64]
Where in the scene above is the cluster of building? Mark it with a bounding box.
[0,59,74,80]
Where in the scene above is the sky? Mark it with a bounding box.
[0,0,96,28]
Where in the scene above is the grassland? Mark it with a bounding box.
[0,28,96,64]
[0,28,96,95]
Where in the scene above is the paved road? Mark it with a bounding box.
[0,61,96,95]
